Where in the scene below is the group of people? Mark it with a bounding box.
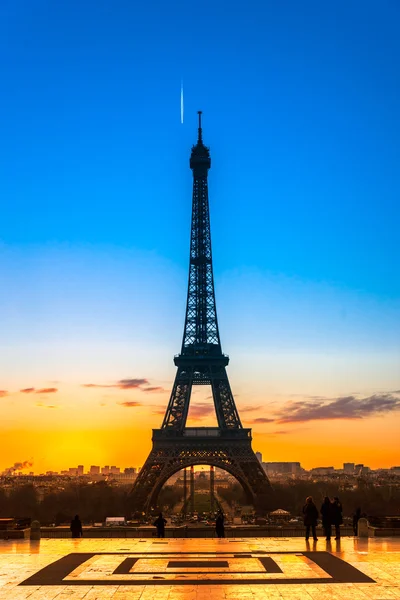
[72,500,362,541]
[303,496,343,541]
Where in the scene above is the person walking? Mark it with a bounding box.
[320,497,332,541]
[331,497,343,540]
[70,515,83,538]
[303,496,318,541]
[153,513,167,538]
[353,507,361,536]
[215,510,225,539]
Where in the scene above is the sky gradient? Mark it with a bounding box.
[1,0,399,473]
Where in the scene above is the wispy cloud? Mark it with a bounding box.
[248,417,275,424]
[82,383,110,388]
[271,428,309,435]
[20,387,58,394]
[0,390,8,397]
[36,402,58,409]
[117,379,148,389]
[141,386,167,393]
[240,405,262,413]
[118,401,142,408]
[82,378,149,390]
[188,403,216,421]
[274,393,400,424]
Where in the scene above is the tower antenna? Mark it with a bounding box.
[197,110,203,143]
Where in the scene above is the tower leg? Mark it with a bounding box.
[210,465,215,513]
[183,468,187,519]
[190,466,195,515]
[211,369,242,428]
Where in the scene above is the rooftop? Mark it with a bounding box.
[1,536,400,599]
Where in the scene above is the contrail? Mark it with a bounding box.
[180,80,184,124]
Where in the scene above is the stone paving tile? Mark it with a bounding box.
[0,537,399,599]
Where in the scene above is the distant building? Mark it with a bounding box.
[90,466,100,475]
[109,473,137,483]
[310,466,335,476]
[262,462,302,475]
[101,466,110,474]
[343,463,355,474]
[255,452,263,463]
[68,467,77,476]
[77,465,84,476]
[110,466,120,475]
[124,467,136,474]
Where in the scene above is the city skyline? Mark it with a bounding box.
[3,459,400,477]
[1,1,400,474]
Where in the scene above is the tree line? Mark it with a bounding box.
[0,478,399,524]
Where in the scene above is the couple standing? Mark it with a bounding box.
[303,496,343,541]
[321,496,343,540]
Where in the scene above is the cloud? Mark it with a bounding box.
[274,393,400,424]
[188,403,216,421]
[240,405,262,413]
[118,401,142,408]
[271,428,309,435]
[82,383,110,388]
[117,379,148,389]
[20,388,35,394]
[35,388,58,394]
[0,390,8,397]
[36,402,58,409]
[141,386,166,393]
[248,417,275,424]
[82,378,149,390]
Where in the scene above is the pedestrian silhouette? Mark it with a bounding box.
[331,497,343,540]
[70,515,83,538]
[153,513,167,538]
[302,496,318,541]
[320,497,332,541]
[353,507,362,536]
[215,510,225,538]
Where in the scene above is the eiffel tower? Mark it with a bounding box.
[130,113,273,514]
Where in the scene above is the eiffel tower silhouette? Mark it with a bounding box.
[130,113,273,513]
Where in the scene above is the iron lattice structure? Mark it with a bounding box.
[130,113,273,514]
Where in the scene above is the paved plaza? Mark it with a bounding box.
[0,537,399,599]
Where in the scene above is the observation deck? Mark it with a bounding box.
[152,427,252,440]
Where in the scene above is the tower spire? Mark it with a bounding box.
[197,110,203,143]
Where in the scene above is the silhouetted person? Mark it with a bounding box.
[353,507,362,536]
[70,515,82,538]
[154,513,167,538]
[320,497,332,541]
[303,496,318,541]
[215,510,225,538]
[331,497,343,540]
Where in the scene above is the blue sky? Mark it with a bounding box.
[0,0,399,470]
[1,0,399,294]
